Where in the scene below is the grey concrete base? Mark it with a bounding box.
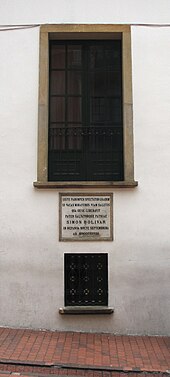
[59,306,114,314]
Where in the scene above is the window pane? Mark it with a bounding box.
[90,71,121,97]
[50,71,65,95]
[90,97,105,123]
[68,71,82,95]
[104,47,118,70]
[67,97,82,122]
[90,97,122,123]
[107,72,122,96]
[49,124,65,150]
[67,124,82,150]
[68,45,82,68]
[89,45,105,69]
[111,98,122,122]
[50,45,65,69]
[89,42,121,71]
[106,43,122,71]
[90,71,105,96]
[50,97,65,122]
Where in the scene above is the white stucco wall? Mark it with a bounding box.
[0,0,170,335]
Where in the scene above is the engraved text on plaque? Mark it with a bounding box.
[59,193,113,241]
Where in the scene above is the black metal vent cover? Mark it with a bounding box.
[64,253,108,306]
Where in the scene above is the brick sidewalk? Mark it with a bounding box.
[0,371,168,377]
[0,328,169,374]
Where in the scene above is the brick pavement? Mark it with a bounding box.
[0,372,168,377]
[0,328,169,376]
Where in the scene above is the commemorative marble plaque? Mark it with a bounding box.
[59,193,113,241]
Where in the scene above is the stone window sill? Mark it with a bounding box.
[34,181,138,189]
[59,306,114,314]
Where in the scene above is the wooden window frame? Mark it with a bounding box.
[34,24,138,189]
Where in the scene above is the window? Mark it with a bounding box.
[34,25,137,188]
[49,40,123,181]
[64,253,108,306]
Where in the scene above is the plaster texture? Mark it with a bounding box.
[0,0,170,334]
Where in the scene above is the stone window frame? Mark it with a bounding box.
[34,24,138,189]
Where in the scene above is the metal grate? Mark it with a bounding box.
[64,254,108,306]
[49,40,123,181]
[49,126,123,181]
